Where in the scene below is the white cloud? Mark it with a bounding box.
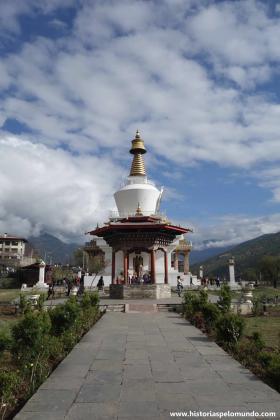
[0,135,123,241]
[189,213,280,250]
[0,0,280,242]
[188,0,280,66]
[256,167,280,203]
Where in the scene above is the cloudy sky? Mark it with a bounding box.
[0,0,280,248]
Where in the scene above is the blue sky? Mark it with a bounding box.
[0,0,280,248]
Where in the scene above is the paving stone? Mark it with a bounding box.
[155,382,189,395]
[76,383,121,403]
[15,311,280,420]
[195,345,226,355]
[228,383,280,402]
[152,369,185,383]
[95,350,125,360]
[124,364,152,379]
[90,359,124,372]
[14,412,66,420]
[39,376,84,391]
[118,401,158,417]
[19,389,76,413]
[66,402,119,419]
[52,363,90,378]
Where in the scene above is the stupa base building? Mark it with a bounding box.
[85,131,197,297]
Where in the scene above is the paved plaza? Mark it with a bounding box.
[15,311,280,420]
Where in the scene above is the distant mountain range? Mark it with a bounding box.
[190,231,280,278]
[189,245,232,265]
[28,231,280,275]
[28,233,80,265]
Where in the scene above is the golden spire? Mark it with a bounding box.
[129,130,147,176]
[135,202,143,216]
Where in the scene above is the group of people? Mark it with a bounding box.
[47,276,84,299]
[200,277,221,287]
[129,273,152,284]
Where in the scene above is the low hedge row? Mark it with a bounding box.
[0,292,101,419]
[183,286,280,392]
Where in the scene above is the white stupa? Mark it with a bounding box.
[114,130,163,217]
[84,131,197,288]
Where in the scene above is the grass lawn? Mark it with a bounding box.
[207,286,280,299]
[252,287,280,298]
[0,288,23,302]
[244,316,280,349]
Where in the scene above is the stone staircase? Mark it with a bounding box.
[125,303,158,313]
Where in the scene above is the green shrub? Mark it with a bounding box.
[61,329,78,352]
[266,353,280,392]
[199,289,208,306]
[37,293,46,311]
[0,370,20,419]
[215,313,245,348]
[49,297,80,336]
[183,292,201,319]
[251,331,265,351]
[217,284,232,313]
[19,293,32,314]
[0,327,12,353]
[235,333,265,371]
[81,292,92,309]
[252,297,264,316]
[81,291,99,309]
[12,312,51,360]
[258,351,273,368]
[89,291,99,306]
[201,303,221,332]
[190,312,205,330]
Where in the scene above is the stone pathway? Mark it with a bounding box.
[15,312,280,420]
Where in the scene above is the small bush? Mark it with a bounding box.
[251,331,265,351]
[49,297,80,336]
[0,370,20,419]
[201,303,221,332]
[37,293,46,311]
[12,311,51,356]
[183,292,201,319]
[235,333,265,372]
[215,313,245,348]
[0,327,12,353]
[266,353,280,392]
[19,293,32,314]
[81,292,92,309]
[89,291,99,306]
[252,297,264,316]
[217,284,232,313]
[199,289,208,306]
[190,312,205,330]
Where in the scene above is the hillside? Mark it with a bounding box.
[190,232,280,278]
[28,233,80,265]
[189,245,232,265]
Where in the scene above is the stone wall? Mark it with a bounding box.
[109,284,171,299]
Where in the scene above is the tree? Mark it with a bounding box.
[87,256,106,290]
[243,268,258,283]
[259,256,280,288]
[73,248,84,267]
[52,266,74,283]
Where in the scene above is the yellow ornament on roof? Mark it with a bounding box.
[129,130,147,176]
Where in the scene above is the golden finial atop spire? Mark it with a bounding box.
[129,130,146,176]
